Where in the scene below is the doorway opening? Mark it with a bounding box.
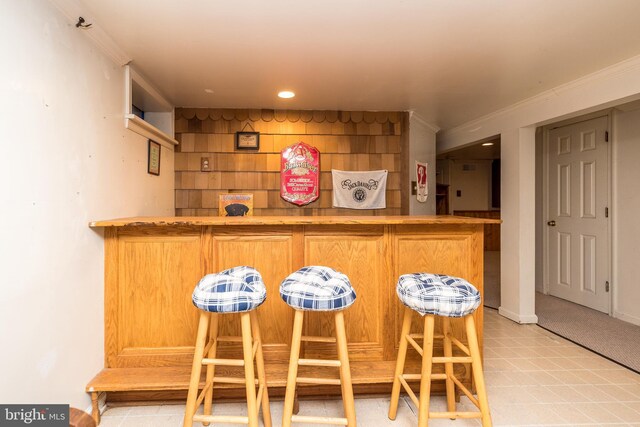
[436,137,501,309]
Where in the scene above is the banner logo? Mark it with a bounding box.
[353,188,367,202]
[332,169,388,209]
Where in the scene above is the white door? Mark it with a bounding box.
[547,116,609,313]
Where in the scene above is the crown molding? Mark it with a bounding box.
[439,53,640,147]
[408,111,440,133]
[48,0,131,66]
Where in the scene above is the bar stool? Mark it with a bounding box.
[184,266,272,427]
[388,273,492,427]
[280,266,358,427]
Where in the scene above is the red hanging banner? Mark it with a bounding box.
[280,141,320,206]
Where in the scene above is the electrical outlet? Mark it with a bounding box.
[201,157,211,172]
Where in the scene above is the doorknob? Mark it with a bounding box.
[547,220,556,226]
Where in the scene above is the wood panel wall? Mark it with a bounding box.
[174,109,409,216]
[453,210,501,251]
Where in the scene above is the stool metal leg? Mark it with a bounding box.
[184,311,210,427]
[465,315,492,427]
[442,317,456,416]
[388,306,413,420]
[417,314,435,427]
[240,312,259,427]
[335,311,357,427]
[202,313,219,426]
[250,310,272,427]
[282,310,304,427]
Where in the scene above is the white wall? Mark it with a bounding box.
[0,0,174,410]
[498,128,538,324]
[612,107,640,325]
[534,129,544,293]
[408,113,437,215]
[448,160,492,213]
[438,54,640,323]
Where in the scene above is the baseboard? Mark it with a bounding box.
[613,310,640,327]
[498,306,539,324]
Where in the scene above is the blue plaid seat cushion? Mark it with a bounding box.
[280,266,356,311]
[397,273,480,317]
[192,266,267,313]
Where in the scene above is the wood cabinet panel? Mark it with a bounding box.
[303,229,388,361]
[98,220,485,397]
[212,229,297,361]
[392,225,484,355]
[113,233,203,367]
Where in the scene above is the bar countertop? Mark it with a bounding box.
[90,215,501,228]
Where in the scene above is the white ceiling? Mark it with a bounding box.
[82,0,640,130]
[437,138,500,160]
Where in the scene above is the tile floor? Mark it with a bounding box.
[99,309,640,426]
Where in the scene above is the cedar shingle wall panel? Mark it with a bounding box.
[174,108,406,216]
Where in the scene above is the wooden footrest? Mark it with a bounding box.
[296,377,341,385]
[291,415,348,425]
[193,414,249,424]
[86,359,448,393]
[298,358,341,367]
[202,357,244,366]
[429,411,482,419]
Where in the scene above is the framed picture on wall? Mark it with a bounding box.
[235,131,260,150]
[148,140,161,175]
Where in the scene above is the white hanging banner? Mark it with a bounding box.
[416,161,428,203]
[332,169,388,209]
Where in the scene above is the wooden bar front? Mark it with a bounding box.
[88,216,498,403]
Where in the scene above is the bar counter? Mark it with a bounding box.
[87,215,500,410]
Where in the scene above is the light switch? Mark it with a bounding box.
[456,190,462,197]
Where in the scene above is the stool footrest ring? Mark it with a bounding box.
[451,375,480,408]
[202,357,244,367]
[401,373,448,381]
[406,335,423,356]
[450,335,471,356]
[194,380,214,409]
[398,374,419,407]
[291,415,348,425]
[193,414,250,424]
[429,411,482,419]
[298,358,341,367]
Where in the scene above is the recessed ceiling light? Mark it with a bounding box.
[482,142,494,146]
[278,91,295,99]
[204,89,214,94]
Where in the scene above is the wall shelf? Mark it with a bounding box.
[125,114,178,147]
[124,65,177,147]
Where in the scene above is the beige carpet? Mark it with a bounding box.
[536,292,640,373]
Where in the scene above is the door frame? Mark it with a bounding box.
[542,110,613,315]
